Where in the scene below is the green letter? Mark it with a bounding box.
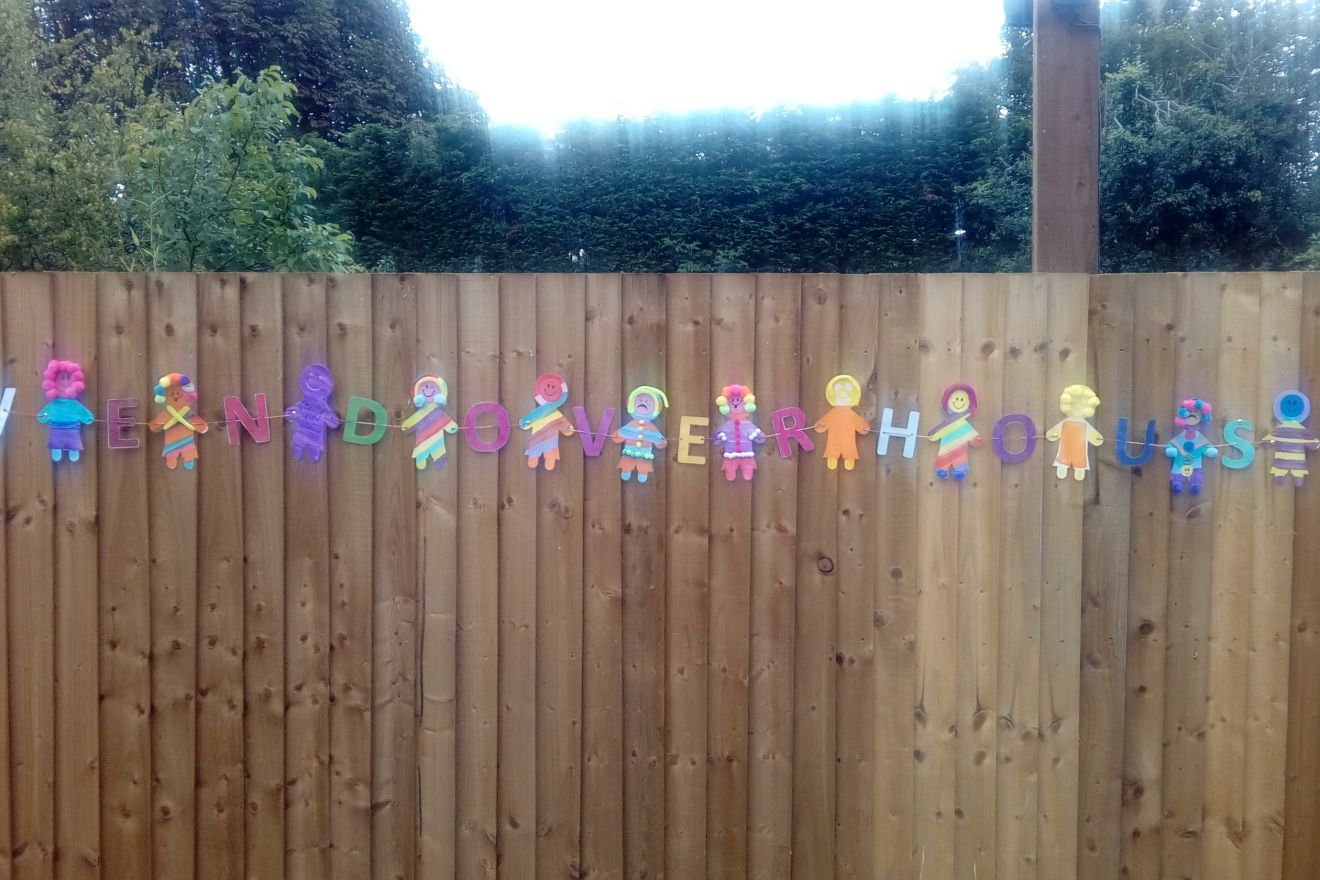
[344,396,388,445]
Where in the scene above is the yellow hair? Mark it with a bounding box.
[1060,383,1100,418]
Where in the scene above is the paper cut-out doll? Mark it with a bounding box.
[613,385,669,482]
[37,359,94,462]
[402,373,460,470]
[1046,384,1103,481]
[148,372,209,470]
[712,384,766,481]
[813,374,870,471]
[1164,398,1217,494]
[929,382,982,480]
[285,363,341,462]
[1264,390,1319,487]
[518,372,574,471]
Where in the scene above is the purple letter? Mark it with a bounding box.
[224,393,272,446]
[465,401,511,453]
[573,405,616,457]
[771,407,815,458]
[107,398,141,449]
[992,413,1037,463]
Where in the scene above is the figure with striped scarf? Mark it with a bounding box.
[148,372,209,470]
[1264,390,1320,487]
[929,383,982,480]
[402,373,460,470]
[613,385,668,482]
[518,372,574,471]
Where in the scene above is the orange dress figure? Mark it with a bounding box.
[1045,383,1103,481]
[148,372,209,470]
[813,374,870,470]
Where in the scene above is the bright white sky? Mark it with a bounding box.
[407,0,1007,134]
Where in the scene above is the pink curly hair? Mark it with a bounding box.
[42,359,85,401]
[1175,398,1212,428]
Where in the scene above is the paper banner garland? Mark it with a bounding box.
[1165,398,1217,494]
[613,385,668,482]
[929,382,982,480]
[149,373,208,470]
[814,375,870,471]
[519,372,573,471]
[1264,390,1320,487]
[37,359,94,463]
[285,364,341,463]
[712,384,765,481]
[1046,384,1103,481]
[402,374,459,470]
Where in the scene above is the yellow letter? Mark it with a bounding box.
[677,415,709,465]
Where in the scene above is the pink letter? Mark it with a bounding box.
[573,405,616,457]
[464,401,511,453]
[224,393,271,446]
[771,407,815,458]
[107,398,140,449]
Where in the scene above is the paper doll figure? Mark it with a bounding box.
[518,372,574,471]
[1264,390,1319,487]
[928,382,982,480]
[37,359,94,462]
[613,385,669,482]
[285,363,341,463]
[148,373,209,470]
[1046,384,1103,481]
[1164,397,1217,494]
[813,374,870,471]
[402,373,460,470]
[712,384,766,481]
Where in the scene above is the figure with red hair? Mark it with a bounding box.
[929,382,982,480]
[148,372,209,470]
[37,359,94,462]
[712,383,766,481]
[518,372,574,471]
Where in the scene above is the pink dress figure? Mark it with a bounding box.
[711,384,766,481]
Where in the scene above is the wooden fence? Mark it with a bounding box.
[0,271,1317,880]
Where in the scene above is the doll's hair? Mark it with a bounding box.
[1175,397,1211,428]
[628,385,668,414]
[154,372,197,405]
[940,382,978,418]
[413,373,448,405]
[41,359,85,401]
[716,384,755,416]
[1059,384,1100,418]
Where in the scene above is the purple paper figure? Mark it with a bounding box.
[285,363,341,462]
[712,383,766,481]
[1264,390,1320,487]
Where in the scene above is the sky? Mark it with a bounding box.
[406,0,1007,134]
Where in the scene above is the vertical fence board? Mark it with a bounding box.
[535,274,586,880]
[51,274,100,880]
[241,275,286,880]
[146,272,199,880]
[455,275,500,880]
[996,274,1047,880]
[414,274,455,880]
[663,274,709,880]
[284,275,332,880]
[1201,275,1260,880]
[7,273,56,880]
[328,274,374,879]
[873,275,921,880]
[955,274,1003,880]
[705,274,755,880]
[371,275,419,880]
[833,275,879,880]
[196,274,244,880]
[497,274,538,879]
[0,276,10,880]
[1284,272,1320,880]
[621,274,667,880]
[1078,274,1133,880]
[581,274,625,880]
[747,273,801,880]
[792,274,840,880]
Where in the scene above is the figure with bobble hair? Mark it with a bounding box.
[1165,398,1217,494]
[712,383,766,481]
[148,372,209,470]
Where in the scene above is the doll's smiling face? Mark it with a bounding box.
[301,365,334,398]
[417,379,443,404]
[947,388,971,415]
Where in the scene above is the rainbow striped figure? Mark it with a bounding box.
[1265,390,1320,487]
[402,374,460,470]
[148,373,209,470]
[518,372,574,471]
[929,383,982,480]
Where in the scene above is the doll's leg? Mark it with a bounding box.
[619,458,636,481]
[827,455,839,471]
[722,458,738,481]
[953,463,968,481]
[844,457,855,471]
[544,447,560,471]
[637,461,652,484]
[1190,469,1203,495]
[183,445,199,470]
[1171,474,1183,493]
[1073,467,1085,482]
[740,459,755,481]
[1056,463,1068,480]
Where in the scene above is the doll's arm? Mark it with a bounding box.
[1045,420,1064,442]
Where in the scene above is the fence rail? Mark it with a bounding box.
[0,271,1317,880]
